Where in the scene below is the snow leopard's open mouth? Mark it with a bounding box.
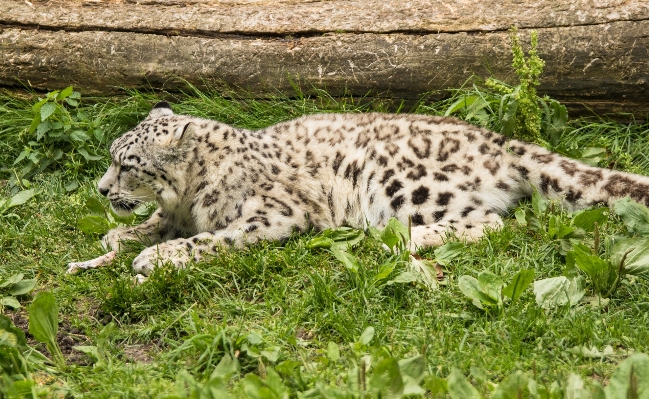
[111,200,141,215]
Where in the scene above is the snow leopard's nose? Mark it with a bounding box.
[98,187,109,197]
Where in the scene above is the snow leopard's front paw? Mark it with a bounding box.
[102,227,138,252]
[131,240,193,276]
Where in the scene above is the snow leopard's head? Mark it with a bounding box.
[98,102,196,216]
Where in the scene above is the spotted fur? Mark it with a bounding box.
[98,102,649,275]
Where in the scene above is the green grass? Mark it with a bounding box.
[1,86,649,397]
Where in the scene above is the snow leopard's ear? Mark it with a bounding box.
[146,101,174,119]
[173,122,195,144]
[155,122,195,164]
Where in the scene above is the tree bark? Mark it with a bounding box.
[1,0,648,118]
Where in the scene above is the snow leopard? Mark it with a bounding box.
[97,102,649,276]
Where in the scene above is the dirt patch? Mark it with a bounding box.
[8,310,93,366]
[122,343,155,364]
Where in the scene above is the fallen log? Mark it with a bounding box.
[0,0,648,117]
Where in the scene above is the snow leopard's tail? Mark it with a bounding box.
[509,139,649,210]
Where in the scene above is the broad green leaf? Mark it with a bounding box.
[261,347,280,363]
[9,278,37,296]
[27,151,41,165]
[358,326,375,345]
[542,98,568,139]
[578,146,607,167]
[28,291,66,368]
[444,95,481,116]
[0,314,26,346]
[465,96,492,121]
[564,250,581,278]
[613,197,649,236]
[243,368,289,399]
[434,241,464,266]
[73,345,99,361]
[514,208,527,225]
[210,354,239,380]
[265,368,290,399]
[40,102,57,121]
[5,189,36,209]
[398,355,426,396]
[77,148,103,161]
[275,360,300,379]
[571,243,613,291]
[326,342,340,362]
[502,269,534,302]
[28,291,58,346]
[568,345,615,360]
[1,297,21,309]
[531,190,548,217]
[548,215,559,238]
[330,247,359,274]
[52,148,64,161]
[0,273,24,288]
[57,85,74,100]
[408,256,438,290]
[77,215,111,235]
[305,236,334,249]
[478,271,504,302]
[499,94,519,137]
[374,262,396,284]
[13,149,29,166]
[381,217,409,250]
[447,368,483,399]
[424,375,448,395]
[490,370,531,399]
[533,276,584,309]
[36,121,51,140]
[604,353,649,399]
[526,213,543,232]
[389,271,417,284]
[0,330,18,348]
[610,237,649,280]
[70,130,90,142]
[322,226,364,246]
[571,208,608,232]
[28,113,41,134]
[31,97,47,113]
[369,357,404,398]
[46,90,59,100]
[246,331,264,345]
[556,223,575,240]
[6,380,36,398]
[458,275,498,309]
[64,180,79,192]
[110,208,136,224]
[562,374,594,399]
[93,127,104,141]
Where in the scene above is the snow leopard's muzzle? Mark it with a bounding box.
[110,199,141,217]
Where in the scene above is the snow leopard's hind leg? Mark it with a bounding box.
[408,212,504,250]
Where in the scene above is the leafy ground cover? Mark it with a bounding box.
[1,83,648,398]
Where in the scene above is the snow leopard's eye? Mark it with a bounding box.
[121,165,133,172]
